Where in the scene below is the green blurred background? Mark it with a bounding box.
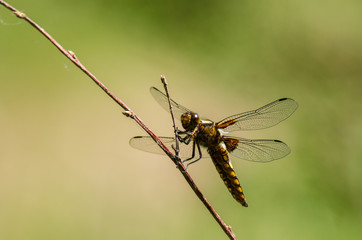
[1,0,361,239]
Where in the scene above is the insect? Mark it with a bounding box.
[130,87,298,207]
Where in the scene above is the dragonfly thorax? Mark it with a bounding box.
[197,124,223,148]
[181,112,200,132]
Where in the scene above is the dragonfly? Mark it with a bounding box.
[130,87,298,207]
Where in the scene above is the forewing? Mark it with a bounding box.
[150,87,192,119]
[225,137,291,162]
[129,136,208,160]
[129,136,175,155]
[216,98,298,132]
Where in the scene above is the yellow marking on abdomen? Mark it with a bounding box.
[208,145,248,207]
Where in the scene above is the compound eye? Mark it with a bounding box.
[181,112,200,131]
[191,112,199,120]
[181,112,192,130]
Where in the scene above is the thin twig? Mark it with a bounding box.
[160,75,180,158]
[0,1,237,239]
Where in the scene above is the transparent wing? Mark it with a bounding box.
[216,98,298,132]
[129,136,209,160]
[129,136,176,155]
[225,137,291,162]
[150,87,192,120]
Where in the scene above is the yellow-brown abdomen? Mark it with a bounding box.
[208,145,248,207]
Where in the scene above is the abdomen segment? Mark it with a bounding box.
[208,145,248,207]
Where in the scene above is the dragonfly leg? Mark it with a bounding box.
[183,142,203,171]
[176,129,187,134]
[183,136,193,145]
[182,140,196,163]
[177,131,193,145]
[177,126,199,145]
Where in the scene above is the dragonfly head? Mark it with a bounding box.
[181,112,200,132]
